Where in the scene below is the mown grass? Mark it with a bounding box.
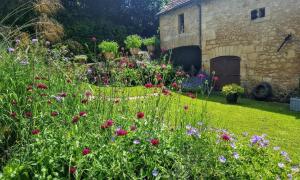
[102,86,300,162]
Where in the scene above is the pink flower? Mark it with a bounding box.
[150,139,159,146]
[82,148,91,155]
[145,83,153,88]
[156,74,162,81]
[36,83,48,90]
[69,166,76,174]
[162,88,171,96]
[106,119,114,127]
[31,129,40,135]
[171,82,178,89]
[116,129,128,136]
[137,112,145,119]
[79,111,87,117]
[221,133,231,141]
[197,74,206,79]
[161,64,167,69]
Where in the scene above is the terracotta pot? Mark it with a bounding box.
[146,45,155,52]
[130,48,140,56]
[103,52,115,60]
[226,93,239,104]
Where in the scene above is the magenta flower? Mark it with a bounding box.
[79,111,87,117]
[69,166,76,174]
[82,148,91,155]
[31,129,40,135]
[150,139,159,146]
[136,112,145,119]
[36,83,48,90]
[116,129,128,136]
[221,133,231,141]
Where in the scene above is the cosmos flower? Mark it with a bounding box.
[69,166,76,174]
[116,129,128,136]
[186,125,200,138]
[82,148,91,155]
[145,83,153,88]
[233,152,239,159]
[31,129,40,135]
[133,140,141,144]
[150,139,159,146]
[32,38,38,44]
[278,162,285,169]
[72,116,80,123]
[136,112,144,119]
[171,82,178,89]
[7,48,15,53]
[79,111,87,117]
[221,133,231,141]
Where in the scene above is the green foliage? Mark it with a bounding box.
[143,36,156,46]
[222,84,245,96]
[124,35,142,49]
[98,41,119,55]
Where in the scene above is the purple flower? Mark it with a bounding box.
[53,95,64,102]
[250,135,269,147]
[152,168,159,177]
[133,139,140,144]
[230,143,236,149]
[32,38,38,44]
[291,166,299,173]
[233,152,239,159]
[250,135,262,144]
[278,162,285,169]
[7,48,15,53]
[219,156,226,163]
[186,125,199,138]
[280,151,288,157]
[273,146,280,151]
[15,39,20,44]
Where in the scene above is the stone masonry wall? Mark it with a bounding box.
[159,3,201,50]
[201,0,300,95]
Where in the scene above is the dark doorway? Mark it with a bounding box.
[171,46,201,75]
[210,56,241,90]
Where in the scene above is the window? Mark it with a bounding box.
[178,14,185,34]
[251,7,266,20]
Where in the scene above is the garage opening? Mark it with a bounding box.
[210,56,241,90]
[171,46,201,75]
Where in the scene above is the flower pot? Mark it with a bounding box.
[103,52,115,60]
[226,93,239,104]
[130,48,140,56]
[146,45,155,52]
[290,97,300,112]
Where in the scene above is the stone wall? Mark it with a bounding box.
[159,3,201,50]
[201,0,300,95]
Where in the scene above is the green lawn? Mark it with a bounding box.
[92,86,300,162]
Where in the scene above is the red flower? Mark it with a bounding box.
[24,112,32,118]
[171,82,178,89]
[116,129,128,136]
[79,111,87,117]
[130,125,137,131]
[145,83,153,88]
[82,148,91,155]
[10,112,17,118]
[31,129,40,135]
[213,76,219,81]
[156,83,164,88]
[221,133,231,141]
[137,112,145,119]
[72,116,80,123]
[51,111,59,117]
[150,139,159,146]
[69,166,76,174]
[36,83,48,90]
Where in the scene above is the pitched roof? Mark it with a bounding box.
[157,0,195,15]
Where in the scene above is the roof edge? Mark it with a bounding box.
[157,0,199,16]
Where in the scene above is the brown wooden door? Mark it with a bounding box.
[210,56,241,90]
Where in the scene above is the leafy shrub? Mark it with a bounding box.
[143,36,156,46]
[124,35,142,49]
[222,84,245,96]
[98,41,119,55]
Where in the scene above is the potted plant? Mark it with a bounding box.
[143,36,156,52]
[124,35,142,56]
[98,41,119,60]
[290,78,300,111]
[222,84,245,104]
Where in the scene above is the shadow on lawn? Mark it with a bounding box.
[196,93,300,120]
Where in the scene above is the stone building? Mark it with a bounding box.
[158,0,300,95]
